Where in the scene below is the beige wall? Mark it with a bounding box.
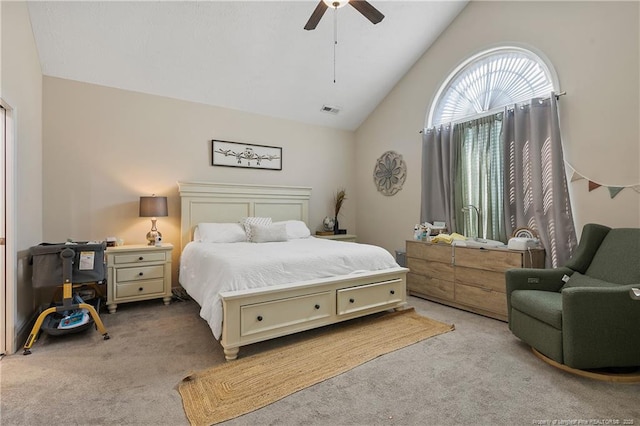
[43,77,357,284]
[355,1,640,255]
[1,0,43,350]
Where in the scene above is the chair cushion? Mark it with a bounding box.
[585,228,640,284]
[561,272,620,290]
[510,290,562,330]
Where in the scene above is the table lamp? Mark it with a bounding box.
[139,195,168,245]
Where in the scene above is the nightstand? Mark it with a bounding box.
[315,234,357,242]
[106,244,173,313]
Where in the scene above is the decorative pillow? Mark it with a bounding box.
[249,223,288,243]
[193,223,247,243]
[561,271,620,290]
[273,220,311,239]
[240,217,272,241]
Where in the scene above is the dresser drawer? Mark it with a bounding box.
[454,247,522,272]
[455,283,507,316]
[116,279,165,298]
[116,265,164,283]
[240,291,332,337]
[406,241,452,263]
[407,257,453,281]
[113,252,166,264]
[407,273,454,300]
[455,266,505,293]
[337,279,404,316]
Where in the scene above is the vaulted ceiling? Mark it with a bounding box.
[27,1,468,130]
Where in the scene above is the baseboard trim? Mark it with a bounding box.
[532,348,640,383]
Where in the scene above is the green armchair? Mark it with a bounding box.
[505,223,640,370]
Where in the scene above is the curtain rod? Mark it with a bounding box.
[419,91,568,134]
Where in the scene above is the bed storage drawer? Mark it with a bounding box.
[240,291,333,337]
[336,279,404,316]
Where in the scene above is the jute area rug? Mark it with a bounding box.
[178,308,454,425]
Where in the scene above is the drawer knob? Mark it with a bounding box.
[138,256,144,261]
[138,272,144,276]
[314,304,320,309]
[257,315,263,321]
[349,298,355,303]
[390,290,395,295]
[138,287,143,292]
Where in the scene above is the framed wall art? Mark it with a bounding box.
[211,140,282,170]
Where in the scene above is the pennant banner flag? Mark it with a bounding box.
[608,187,624,199]
[566,162,639,198]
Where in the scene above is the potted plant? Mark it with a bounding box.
[333,188,346,234]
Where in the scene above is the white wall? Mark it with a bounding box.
[43,77,357,284]
[1,0,43,351]
[355,1,640,255]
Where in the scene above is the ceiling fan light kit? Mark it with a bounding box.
[323,1,349,9]
[304,0,385,31]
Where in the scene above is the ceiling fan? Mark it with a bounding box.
[304,0,385,31]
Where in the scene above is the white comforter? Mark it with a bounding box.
[179,237,399,339]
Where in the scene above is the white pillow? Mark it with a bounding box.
[273,220,311,239]
[193,223,246,243]
[249,223,288,243]
[240,217,272,241]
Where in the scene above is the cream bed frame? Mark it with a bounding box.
[178,181,408,360]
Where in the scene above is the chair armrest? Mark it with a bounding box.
[505,267,572,325]
[505,267,572,296]
[562,284,640,368]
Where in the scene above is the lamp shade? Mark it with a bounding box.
[139,196,168,217]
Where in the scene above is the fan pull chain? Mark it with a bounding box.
[333,6,338,83]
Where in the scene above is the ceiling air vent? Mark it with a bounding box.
[321,105,341,115]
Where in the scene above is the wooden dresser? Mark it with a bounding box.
[406,240,544,321]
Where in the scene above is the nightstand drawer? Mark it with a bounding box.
[113,252,166,264]
[116,279,165,298]
[116,265,164,283]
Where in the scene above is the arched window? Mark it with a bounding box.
[421,46,576,267]
[428,46,558,127]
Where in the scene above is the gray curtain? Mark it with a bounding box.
[502,94,577,267]
[420,125,456,231]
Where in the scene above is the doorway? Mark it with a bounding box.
[1,103,6,355]
[1,100,14,355]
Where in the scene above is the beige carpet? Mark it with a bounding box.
[178,308,454,425]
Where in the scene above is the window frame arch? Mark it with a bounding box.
[426,45,560,128]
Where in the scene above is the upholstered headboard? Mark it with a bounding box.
[177,181,312,253]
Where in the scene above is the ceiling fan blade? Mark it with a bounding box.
[304,1,329,31]
[349,0,385,25]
